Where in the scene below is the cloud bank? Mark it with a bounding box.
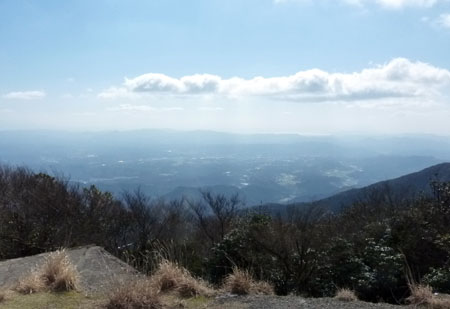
[99,58,450,104]
[2,91,46,100]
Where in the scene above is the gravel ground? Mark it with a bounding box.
[210,295,410,309]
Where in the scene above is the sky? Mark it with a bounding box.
[1,0,450,135]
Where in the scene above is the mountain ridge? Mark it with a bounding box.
[256,162,450,214]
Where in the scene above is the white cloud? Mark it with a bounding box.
[99,58,450,105]
[436,13,450,28]
[124,73,222,94]
[275,0,443,9]
[369,0,438,8]
[98,87,138,99]
[422,13,450,30]
[2,90,46,100]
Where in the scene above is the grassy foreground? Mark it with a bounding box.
[0,291,219,309]
[0,249,275,309]
[0,291,104,309]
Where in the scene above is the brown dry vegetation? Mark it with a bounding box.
[150,259,214,298]
[105,260,215,309]
[334,288,358,302]
[107,278,162,309]
[40,250,80,292]
[407,284,450,308]
[223,267,274,296]
[15,271,46,294]
[15,249,80,294]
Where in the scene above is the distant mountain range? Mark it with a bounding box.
[257,162,450,214]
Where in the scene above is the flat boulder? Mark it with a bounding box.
[0,246,139,294]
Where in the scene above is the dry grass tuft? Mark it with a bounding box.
[253,280,276,295]
[407,284,434,306]
[223,267,274,295]
[335,288,358,302]
[432,297,450,309]
[176,277,213,298]
[0,290,16,303]
[15,249,80,294]
[407,284,450,308]
[224,268,252,295]
[151,260,183,292]
[106,278,161,309]
[15,271,46,294]
[40,249,80,292]
[150,260,214,298]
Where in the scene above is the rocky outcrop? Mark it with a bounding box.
[0,246,139,294]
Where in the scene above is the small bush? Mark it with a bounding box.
[15,249,80,294]
[150,260,214,298]
[223,267,274,295]
[107,278,161,309]
[0,291,5,302]
[335,288,358,302]
[424,268,450,293]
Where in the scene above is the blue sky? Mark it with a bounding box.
[1,0,450,134]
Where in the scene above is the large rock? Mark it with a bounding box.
[0,246,139,294]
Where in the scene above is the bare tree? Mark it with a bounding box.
[188,191,243,244]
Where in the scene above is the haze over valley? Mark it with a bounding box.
[1,130,449,206]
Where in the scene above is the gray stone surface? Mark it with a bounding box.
[0,246,139,294]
